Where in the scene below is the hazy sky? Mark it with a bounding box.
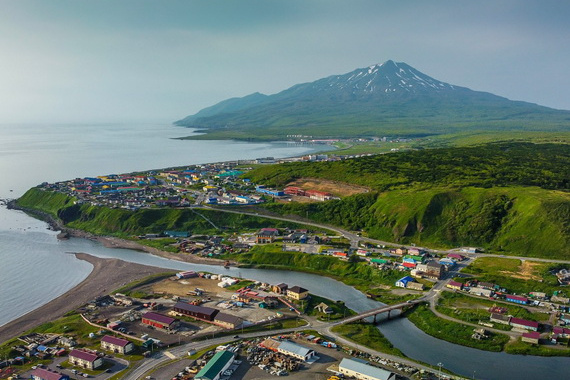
[1,0,569,123]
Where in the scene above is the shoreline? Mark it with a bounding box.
[8,199,231,266]
[0,253,170,344]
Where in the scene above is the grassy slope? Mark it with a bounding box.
[249,143,570,258]
[16,190,314,238]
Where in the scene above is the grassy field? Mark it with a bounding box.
[436,291,551,327]
[461,257,568,296]
[406,304,510,352]
[331,322,405,357]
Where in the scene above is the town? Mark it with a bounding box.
[4,157,570,380]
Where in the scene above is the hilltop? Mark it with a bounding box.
[175,60,570,141]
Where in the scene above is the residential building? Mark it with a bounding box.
[100,335,135,354]
[272,283,288,294]
[469,287,493,298]
[256,228,279,244]
[31,368,70,380]
[338,357,396,380]
[287,286,309,300]
[446,280,463,291]
[195,350,235,380]
[406,282,425,291]
[68,349,104,370]
[395,276,414,288]
[141,312,178,330]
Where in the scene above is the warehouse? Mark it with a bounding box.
[277,340,318,362]
[195,350,235,380]
[173,302,219,321]
[338,357,396,380]
[141,312,178,330]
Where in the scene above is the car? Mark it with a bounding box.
[233,335,240,338]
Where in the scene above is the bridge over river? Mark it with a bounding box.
[334,298,424,325]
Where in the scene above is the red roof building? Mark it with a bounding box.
[510,317,539,331]
[101,335,135,354]
[69,349,104,370]
[521,331,540,344]
[141,312,178,330]
[31,368,70,380]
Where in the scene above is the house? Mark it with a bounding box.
[338,357,396,380]
[173,302,219,321]
[469,287,493,298]
[100,335,135,354]
[406,282,425,291]
[141,312,179,330]
[68,349,104,370]
[287,286,309,300]
[256,228,279,244]
[195,350,235,380]
[277,340,318,362]
[214,313,243,329]
[395,276,414,288]
[510,317,539,331]
[447,253,465,261]
[272,283,288,294]
[490,313,511,325]
[447,280,463,291]
[521,331,541,344]
[31,368,70,380]
[424,260,445,279]
[315,302,334,314]
[505,295,529,305]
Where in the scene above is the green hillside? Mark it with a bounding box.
[248,142,570,258]
[16,190,309,237]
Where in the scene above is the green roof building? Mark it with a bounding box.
[195,350,235,380]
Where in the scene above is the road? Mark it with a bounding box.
[199,205,570,264]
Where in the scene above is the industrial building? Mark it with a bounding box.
[338,357,396,380]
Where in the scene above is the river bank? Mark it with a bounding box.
[0,253,169,344]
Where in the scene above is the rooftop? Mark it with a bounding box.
[339,357,395,380]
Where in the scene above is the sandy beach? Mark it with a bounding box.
[0,253,169,344]
[0,205,232,344]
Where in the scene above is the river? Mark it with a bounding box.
[0,122,568,379]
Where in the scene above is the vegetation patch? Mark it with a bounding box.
[332,322,405,357]
[406,303,510,352]
[462,257,566,295]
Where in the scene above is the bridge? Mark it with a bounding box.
[336,299,423,325]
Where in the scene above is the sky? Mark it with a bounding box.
[1,0,569,123]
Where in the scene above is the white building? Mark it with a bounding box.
[338,358,395,380]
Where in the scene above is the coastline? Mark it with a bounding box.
[8,199,231,266]
[0,253,169,344]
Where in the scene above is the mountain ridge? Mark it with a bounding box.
[175,60,570,139]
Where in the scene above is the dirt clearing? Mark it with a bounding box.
[288,178,369,197]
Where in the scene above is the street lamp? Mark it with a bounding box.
[438,362,443,380]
